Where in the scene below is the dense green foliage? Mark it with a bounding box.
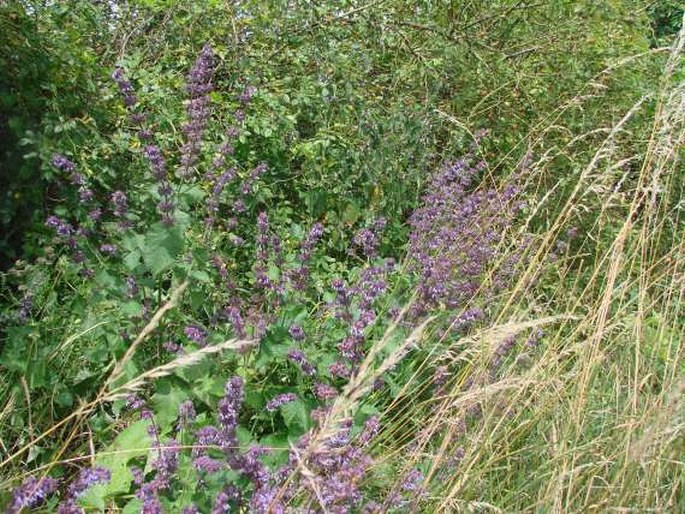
[0,1,683,512]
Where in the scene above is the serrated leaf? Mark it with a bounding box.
[121,301,142,316]
[141,225,184,276]
[152,386,189,430]
[79,420,149,508]
[123,249,142,270]
[122,498,142,514]
[280,399,310,432]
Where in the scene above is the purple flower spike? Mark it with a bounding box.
[178,400,196,430]
[68,467,111,498]
[239,86,256,104]
[100,243,117,255]
[352,217,386,258]
[194,455,224,474]
[266,392,297,412]
[300,222,324,259]
[179,44,216,179]
[8,476,59,513]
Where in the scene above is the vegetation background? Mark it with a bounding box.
[0,1,683,512]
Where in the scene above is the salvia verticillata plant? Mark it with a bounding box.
[3,39,537,513]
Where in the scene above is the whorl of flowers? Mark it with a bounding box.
[112,67,137,108]
[287,349,316,376]
[143,144,175,226]
[266,392,297,412]
[184,324,208,346]
[352,216,386,259]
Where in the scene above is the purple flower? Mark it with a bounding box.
[233,199,246,214]
[126,394,145,411]
[88,208,102,221]
[313,382,338,401]
[142,144,175,225]
[212,490,232,514]
[491,336,517,371]
[193,455,224,474]
[257,211,269,234]
[163,341,182,354]
[433,365,450,390]
[52,154,76,173]
[453,308,484,329]
[206,167,237,224]
[240,162,268,195]
[110,190,128,218]
[112,67,137,108]
[179,44,216,178]
[300,222,324,259]
[184,325,208,346]
[288,324,305,341]
[143,145,166,180]
[329,360,351,379]
[125,275,138,298]
[78,187,94,203]
[526,329,544,348]
[287,350,317,376]
[406,151,528,318]
[239,86,256,104]
[217,376,244,454]
[401,468,424,491]
[46,215,72,237]
[193,426,221,457]
[225,306,246,338]
[100,243,117,255]
[67,467,111,497]
[8,476,59,513]
[186,44,215,96]
[18,293,33,322]
[352,217,386,259]
[266,392,297,412]
[178,400,196,430]
[358,415,381,446]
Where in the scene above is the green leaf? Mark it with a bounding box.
[79,420,149,508]
[152,385,189,429]
[141,225,184,276]
[121,301,142,316]
[122,499,143,514]
[280,399,310,432]
[123,249,142,270]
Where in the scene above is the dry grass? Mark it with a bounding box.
[346,16,685,513]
